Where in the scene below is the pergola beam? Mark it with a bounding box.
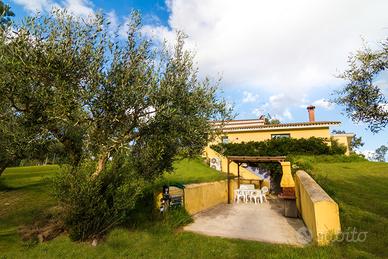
[227,156,286,163]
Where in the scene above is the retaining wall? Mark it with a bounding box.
[294,170,341,245]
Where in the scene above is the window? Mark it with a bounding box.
[271,133,290,139]
[221,136,229,144]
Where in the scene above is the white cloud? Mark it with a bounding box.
[252,93,308,121]
[379,103,388,112]
[312,98,335,110]
[63,0,94,18]
[242,91,259,103]
[140,24,176,46]
[13,0,52,12]
[13,0,94,17]
[143,0,388,94]
[357,150,375,161]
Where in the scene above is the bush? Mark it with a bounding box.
[211,137,346,157]
[53,158,145,241]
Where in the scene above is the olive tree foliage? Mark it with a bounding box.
[0,0,14,29]
[0,10,230,179]
[335,39,388,133]
[373,145,388,162]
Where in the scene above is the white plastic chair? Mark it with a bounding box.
[261,186,269,202]
[235,189,246,203]
[249,190,262,204]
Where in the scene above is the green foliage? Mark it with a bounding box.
[0,9,229,178]
[329,137,347,154]
[263,113,281,124]
[288,154,367,172]
[2,163,388,258]
[374,144,388,162]
[0,0,14,29]
[0,9,229,239]
[211,137,346,157]
[161,208,193,230]
[334,39,388,133]
[53,159,145,241]
[162,158,227,185]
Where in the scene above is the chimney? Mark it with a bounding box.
[307,105,316,122]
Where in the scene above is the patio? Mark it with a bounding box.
[183,198,310,246]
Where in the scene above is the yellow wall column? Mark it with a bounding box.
[280,161,295,188]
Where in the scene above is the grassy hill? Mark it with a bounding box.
[0,159,387,258]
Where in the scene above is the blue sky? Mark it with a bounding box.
[6,0,388,156]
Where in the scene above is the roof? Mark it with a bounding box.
[331,133,355,137]
[211,120,341,133]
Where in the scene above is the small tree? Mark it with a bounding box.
[264,113,281,124]
[334,39,388,133]
[373,145,388,162]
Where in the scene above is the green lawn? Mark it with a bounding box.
[0,160,388,258]
[165,158,227,184]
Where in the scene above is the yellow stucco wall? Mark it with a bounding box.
[204,146,259,179]
[213,127,331,144]
[294,170,341,245]
[185,179,267,215]
[184,180,230,214]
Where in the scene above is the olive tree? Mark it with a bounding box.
[0,10,229,178]
[335,39,388,133]
[0,0,14,29]
[0,10,230,239]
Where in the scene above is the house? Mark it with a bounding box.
[209,105,354,155]
[204,105,354,192]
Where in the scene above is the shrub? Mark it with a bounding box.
[162,208,193,230]
[329,138,347,155]
[53,158,145,241]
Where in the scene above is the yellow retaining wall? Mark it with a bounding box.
[184,180,228,214]
[294,170,341,245]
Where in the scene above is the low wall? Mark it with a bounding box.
[294,170,341,245]
[184,179,238,215]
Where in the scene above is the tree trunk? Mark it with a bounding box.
[91,152,109,178]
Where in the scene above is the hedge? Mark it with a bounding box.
[211,137,346,157]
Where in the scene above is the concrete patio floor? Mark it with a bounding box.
[184,199,310,246]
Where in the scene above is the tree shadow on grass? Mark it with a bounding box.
[0,180,50,192]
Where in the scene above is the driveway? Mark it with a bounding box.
[183,199,310,246]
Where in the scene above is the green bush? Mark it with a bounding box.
[53,158,145,241]
[211,137,346,156]
[162,208,193,229]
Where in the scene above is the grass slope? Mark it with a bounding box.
[0,160,387,258]
[165,158,227,184]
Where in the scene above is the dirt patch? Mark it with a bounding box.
[18,206,65,243]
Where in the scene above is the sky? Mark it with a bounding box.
[6,0,388,157]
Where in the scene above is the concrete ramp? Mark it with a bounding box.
[184,200,310,246]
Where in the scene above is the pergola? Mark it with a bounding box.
[226,156,294,204]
